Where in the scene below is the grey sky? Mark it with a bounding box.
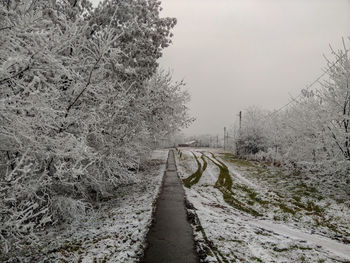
[91,0,350,136]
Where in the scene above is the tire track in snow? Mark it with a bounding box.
[183,152,207,188]
[214,152,350,261]
[207,153,261,217]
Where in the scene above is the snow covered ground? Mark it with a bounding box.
[176,147,350,263]
[6,150,168,263]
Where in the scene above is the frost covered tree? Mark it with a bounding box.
[90,0,176,82]
[321,47,350,162]
[0,0,192,256]
[233,41,350,174]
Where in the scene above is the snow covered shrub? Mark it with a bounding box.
[235,107,270,155]
[0,0,192,256]
[252,147,283,165]
[51,196,92,222]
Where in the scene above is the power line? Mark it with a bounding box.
[266,55,345,119]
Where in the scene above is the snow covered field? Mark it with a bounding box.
[176,147,350,263]
[4,150,168,263]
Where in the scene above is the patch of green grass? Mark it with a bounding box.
[237,184,269,207]
[279,203,296,215]
[292,195,301,202]
[229,239,244,244]
[220,153,255,168]
[299,246,313,251]
[247,200,255,206]
[273,245,312,253]
[306,201,323,214]
[183,169,201,188]
[314,217,339,233]
[251,257,264,262]
[209,154,232,190]
[208,153,263,217]
[222,189,262,217]
[309,186,318,193]
[336,198,345,204]
[135,210,146,215]
[290,198,325,217]
[273,246,290,252]
[273,215,280,221]
[238,184,256,196]
[274,191,284,198]
[292,182,319,198]
[292,200,306,209]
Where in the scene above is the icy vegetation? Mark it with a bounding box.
[177,41,350,262]
[0,0,192,259]
[232,43,350,176]
[8,149,167,262]
[176,148,350,262]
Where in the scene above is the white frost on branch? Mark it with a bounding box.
[0,0,192,257]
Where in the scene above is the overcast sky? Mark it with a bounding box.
[91,0,350,136]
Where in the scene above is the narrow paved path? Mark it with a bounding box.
[143,150,199,263]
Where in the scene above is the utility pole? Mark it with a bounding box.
[224,127,226,150]
[239,111,242,130]
[216,135,219,148]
